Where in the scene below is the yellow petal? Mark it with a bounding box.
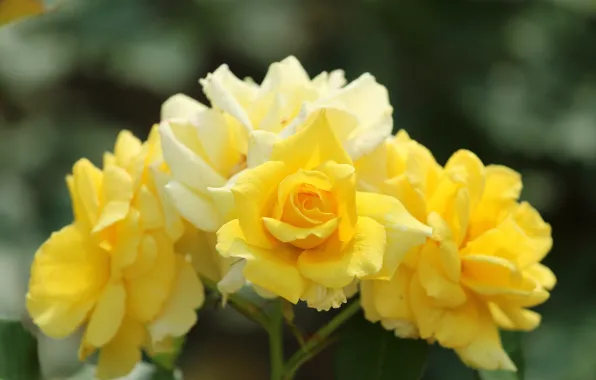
[216,219,245,258]
[231,161,288,248]
[27,224,109,338]
[148,255,204,342]
[468,165,521,240]
[110,209,142,276]
[93,165,133,233]
[217,220,305,302]
[274,169,333,214]
[124,234,158,280]
[360,280,382,322]
[114,130,143,170]
[298,216,386,288]
[461,255,550,307]
[370,265,415,321]
[417,243,466,308]
[85,283,126,347]
[433,300,481,348]
[382,174,427,223]
[317,161,358,244]
[165,181,221,232]
[243,250,305,304]
[513,202,553,267]
[159,120,226,191]
[408,274,445,340]
[263,217,338,249]
[356,192,432,279]
[489,303,541,331]
[524,263,556,290]
[133,185,163,230]
[161,93,207,120]
[354,139,389,192]
[95,318,145,380]
[427,212,460,282]
[72,159,103,230]
[271,108,352,172]
[126,232,176,322]
[444,149,485,207]
[461,217,534,265]
[455,308,516,371]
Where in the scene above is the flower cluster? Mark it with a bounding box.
[26,57,555,378]
[27,128,203,379]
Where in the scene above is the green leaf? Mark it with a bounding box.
[0,319,40,380]
[334,313,428,380]
[477,331,524,380]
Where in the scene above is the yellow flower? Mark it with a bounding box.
[159,55,393,233]
[358,131,556,371]
[26,127,204,379]
[214,110,431,311]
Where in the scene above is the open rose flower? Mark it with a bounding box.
[358,130,556,371]
[159,56,393,296]
[213,110,431,311]
[26,128,203,379]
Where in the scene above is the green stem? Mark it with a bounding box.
[282,299,361,380]
[200,276,271,329]
[269,300,285,380]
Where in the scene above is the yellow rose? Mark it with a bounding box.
[358,130,556,371]
[26,127,203,379]
[159,55,393,232]
[214,110,431,311]
[159,57,393,297]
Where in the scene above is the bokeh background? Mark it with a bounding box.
[1,0,595,379]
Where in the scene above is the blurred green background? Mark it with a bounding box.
[1,0,595,379]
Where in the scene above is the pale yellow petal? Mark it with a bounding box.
[194,108,243,177]
[159,120,226,191]
[323,73,391,131]
[150,167,185,242]
[200,64,255,132]
[161,93,207,120]
[247,130,280,168]
[165,181,221,232]
[298,217,386,288]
